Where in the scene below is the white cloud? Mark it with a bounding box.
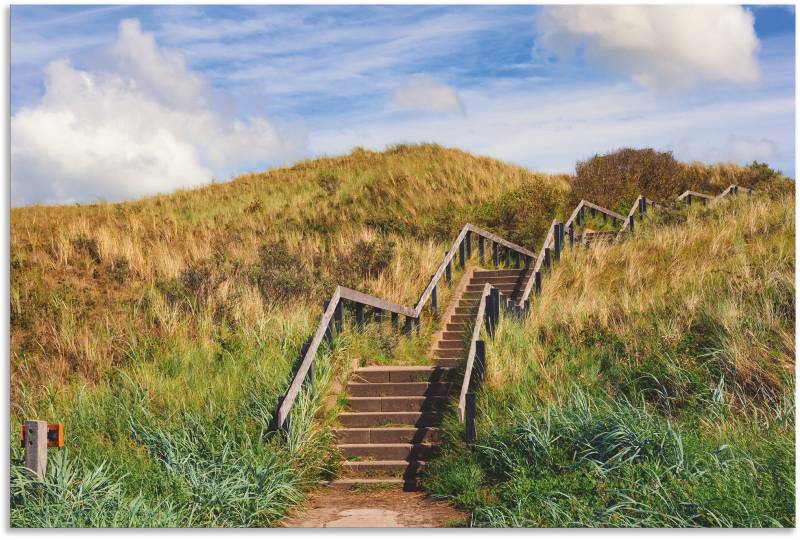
[392,75,465,113]
[535,5,761,91]
[11,19,304,206]
[311,79,794,178]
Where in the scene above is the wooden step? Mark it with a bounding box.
[434,358,461,368]
[454,306,478,315]
[466,283,517,293]
[323,478,415,490]
[473,269,527,278]
[340,460,427,478]
[352,366,455,383]
[436,339,465,350]
[339,411,444,428]
[347,395,450,412]
[440,331,465,341]
[346,382,454,397]
[470,276,524,286]
[434,349,463,360]
[446,323,466,332]
[335,427,441,444]
[338,443,436,460]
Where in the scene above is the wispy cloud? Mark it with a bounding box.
[9,5,796,205]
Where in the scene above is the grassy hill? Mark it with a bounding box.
[425,193,795,526]
[10,144,793,527]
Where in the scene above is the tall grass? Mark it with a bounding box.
[424,193,795,527]
[10,144,791,527]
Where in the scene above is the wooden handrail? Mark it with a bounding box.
[276,286,416,428]
[457,282,492,422]
[564,200,625,230]
[279,184,753,430]
[413,224,535,314]
[677,190,714,201]
[277,224,537,430]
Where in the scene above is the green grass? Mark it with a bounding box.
[10,145,792,527]
[423,193,795,527]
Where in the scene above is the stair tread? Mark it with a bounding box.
[342,459,426,465]
[337,442,434,448]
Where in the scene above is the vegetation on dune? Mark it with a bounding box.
[10,144,793,527]
[425,193,795,527]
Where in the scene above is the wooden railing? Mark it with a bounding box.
[276,224,537,430]
[457,183,754,440]
[277,184,752,433]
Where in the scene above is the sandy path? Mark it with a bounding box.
[281,487,468,528]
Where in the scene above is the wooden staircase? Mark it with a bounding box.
[329,266,532,489]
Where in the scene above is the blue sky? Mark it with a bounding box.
[10,4,796,205]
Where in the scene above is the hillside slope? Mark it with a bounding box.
[425,193,795,526]
[10,144,792,527]
[11,144,568,404]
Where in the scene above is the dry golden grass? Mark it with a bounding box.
[486,192,794,413]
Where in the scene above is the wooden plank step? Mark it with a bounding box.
[340,460,427,478]
[434,349,463,359]
[347,395,450,412]
[322,478,415,490]
[446,323,466,332]
[346,382,454,397]
[352,366,455,383]
[436,339,465,350]
[339,411,444,428]
[335,427,440,444]
[440,331,466,341]
[473,270,527,277]
[337,443,436,460]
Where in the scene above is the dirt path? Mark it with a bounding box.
[281,487,468,528]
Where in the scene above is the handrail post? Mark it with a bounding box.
[484,297,491,334]
[374,310,383,324]
[334,301,343,333]
[534,270,542,295]
[513,251,520,268]
[492,242,499,267]
[629,215,635,235]
[355,303,364,327]
[524,255,531,268]
[413,316,420,335]
[431,283,438,313]
[391,312,399,331]
[478,236,485,263]
[459,241,465,267]
[504,246,511,268]
[591,207,596,218]
[490,288,500,333]
[524,299,530,315]
[687,194,692,205]
[403,316,413,335]
[446,259,452,286]
[475,340,486,383]
[569,222,574,247]
[554,223,562,262]
[466,232,472,259]
[577,208,582,227]
[543,247,551,270]
[465,392,476,442]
